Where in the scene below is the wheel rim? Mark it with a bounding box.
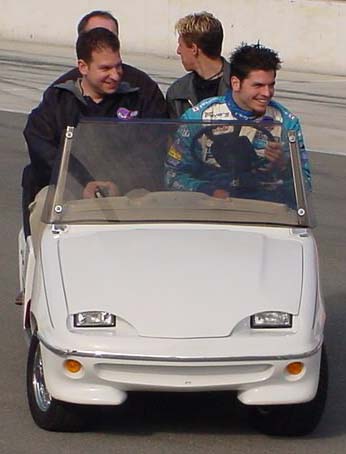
[32,343,52,412]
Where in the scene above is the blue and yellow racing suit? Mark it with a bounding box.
[164,91,311,196]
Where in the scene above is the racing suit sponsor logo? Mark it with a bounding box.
[180,126,191,138]
[212,125,235,135]
[198,135,219,167]
[202,103,230,120]
[167,146,183,162]
[116,108,139,119]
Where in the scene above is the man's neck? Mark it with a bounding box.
[231,93,251,113]
[194,57,223,80]
[80,78,103,103]
[226,91,259,120]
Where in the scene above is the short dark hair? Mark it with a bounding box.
[76,28,120,63]
[175,12,223,58]
[230,43,282,81]
[77,10,119,35]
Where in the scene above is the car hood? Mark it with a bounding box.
[58,227,302,338]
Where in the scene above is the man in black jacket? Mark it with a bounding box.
[166,12,230,118]
[53,10,167,119]
[22,27,165,236]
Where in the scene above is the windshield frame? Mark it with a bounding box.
[45,118,313,228]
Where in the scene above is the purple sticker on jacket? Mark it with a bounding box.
[116,108,139,119]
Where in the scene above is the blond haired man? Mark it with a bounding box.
[166,12,230,118]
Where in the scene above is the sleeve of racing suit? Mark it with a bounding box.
[164,127,206,192]
[164,123,229,195]
[23,88,62,188]
[287,116,312,191]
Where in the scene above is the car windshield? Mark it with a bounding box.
[44,118,311,227]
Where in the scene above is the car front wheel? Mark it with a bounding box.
[27,334,86,432]
[250,345,328,436]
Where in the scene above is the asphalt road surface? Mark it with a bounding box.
[0,39,346,453]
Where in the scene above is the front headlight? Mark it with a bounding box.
[73,311,116,328]
[251,311,292,329]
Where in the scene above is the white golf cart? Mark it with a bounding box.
[18,119,327,434]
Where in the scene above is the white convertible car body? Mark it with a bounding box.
[19,119,327,434]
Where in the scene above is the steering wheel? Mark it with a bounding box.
[192,123,275,168]
[190,123,279,191]
[191,123,275,164]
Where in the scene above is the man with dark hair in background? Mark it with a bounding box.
[166,12,230,118]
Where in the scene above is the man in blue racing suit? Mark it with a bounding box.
[165,43,311,199]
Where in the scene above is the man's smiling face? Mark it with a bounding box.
[231,69,276,116]
[78,46,123,102]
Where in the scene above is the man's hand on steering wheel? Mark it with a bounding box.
[262,141,287,172]
[83,181,120,199]
[212,189,230,199]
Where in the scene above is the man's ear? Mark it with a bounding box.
[231,75,241,92]
[77,59,89,76]
[191,43,199,56]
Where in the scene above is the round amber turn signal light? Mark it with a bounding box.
[286,362,304,375]
[64,359,83,373]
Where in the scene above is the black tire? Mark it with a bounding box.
[26,335,86,432]
[250,345,328,436]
